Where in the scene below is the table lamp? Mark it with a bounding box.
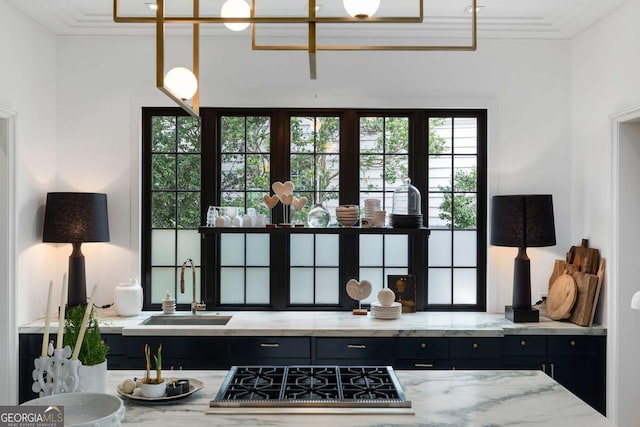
[491,195,556,322]
[43,192,110,308]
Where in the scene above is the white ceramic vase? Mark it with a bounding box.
[78,359,108,393]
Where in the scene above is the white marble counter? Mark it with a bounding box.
[19,310,606,337]
[107,369,614,426]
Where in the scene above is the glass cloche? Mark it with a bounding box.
[391,178,423,228]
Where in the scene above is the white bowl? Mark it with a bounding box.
[141,381,167,398]
[22,393,125,427]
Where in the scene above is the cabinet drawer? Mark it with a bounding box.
[547,336,600,357]
[126,336,229,360]
[396,338,448,359]
[316,338,394,360]
[501,336,546,357]
[396,359,449,370]
[230,337,311,359]
[450,338,500,359]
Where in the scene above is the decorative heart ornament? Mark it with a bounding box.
[263,194,280,209]
[280,193,294,205]
[345,279,372,302]
[292,196,308,211]
[272,181,294,197]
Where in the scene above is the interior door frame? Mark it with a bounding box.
[609,104,640,424]
[0,105,18,404]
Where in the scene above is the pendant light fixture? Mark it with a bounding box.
[164,67,198,100]
[221,0,251,31]
[113,0,478,117]
[343,0,381,19]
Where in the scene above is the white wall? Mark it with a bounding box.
[54,35,573,312]
[0,0,58,404]
[572,1,640,425]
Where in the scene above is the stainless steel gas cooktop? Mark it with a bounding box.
[209,365,412,412]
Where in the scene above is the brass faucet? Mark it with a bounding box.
[180,258,205,314]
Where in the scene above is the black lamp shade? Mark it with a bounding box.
[490,195,556,248]
[43,192,110,243]
[43,192,109,308]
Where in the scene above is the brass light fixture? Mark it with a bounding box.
[113,0,478,117]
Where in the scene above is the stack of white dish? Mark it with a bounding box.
[364,199,381,221]
[335,205,359,227]
[371,301,402,319]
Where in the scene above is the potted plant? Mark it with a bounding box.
[140,344,165,397]
[63,305,110,392]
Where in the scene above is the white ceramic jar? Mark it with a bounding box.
[114,279,143,317]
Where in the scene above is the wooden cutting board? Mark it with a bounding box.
[549,260,579,289]
[568,271,599,326]
[566,239,600,275]
[547,273,577,320]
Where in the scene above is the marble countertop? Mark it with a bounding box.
[19,310,606,337]
[106,369,613,426]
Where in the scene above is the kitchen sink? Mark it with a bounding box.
[141,314,232,326]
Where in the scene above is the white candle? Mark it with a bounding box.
[71,284,98,361]
[56,274,67,350]
[41,280,53,357]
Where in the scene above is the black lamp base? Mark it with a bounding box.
[505,305,539,323]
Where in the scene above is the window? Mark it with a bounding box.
[142,111,201,307]
[142,108,487,311]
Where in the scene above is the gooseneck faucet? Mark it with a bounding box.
[180,258,204,314]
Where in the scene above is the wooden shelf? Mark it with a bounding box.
[198,226,430,236]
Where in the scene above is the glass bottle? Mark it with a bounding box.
[306,178,330,228]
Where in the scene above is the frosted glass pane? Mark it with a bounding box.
[359,268,383,304]
[220,267,245,304]
[290,268,314,304]
[175,267,200,305]
[429,230,452,266]
[454,230,476,267]
[152,230,175,265]
[316,235,339,266]
[291,235,314,266]
[246,234,270,266]
[453,269,477,304]
[384,235,408,266]
[177,230,200,265]
[316,269,339,304]
[151,267,175,303]
[360,235,383,266]
[428,269,451,304]
[221,234,245,266]
[246,268,270,304]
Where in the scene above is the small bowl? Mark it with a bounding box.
[140,380,166,398]
[175,379,190,394]
[166,383,182,397]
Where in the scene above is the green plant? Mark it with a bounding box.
[63,305,109,366]
[144,343,163,384]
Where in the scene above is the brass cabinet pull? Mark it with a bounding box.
[420,343,426,349]
[414,363,434,368]
[520,340,526,346]
[347,344,366,349]
[260,343,280,348]
[472,343,479,349]
[570,340,576,347]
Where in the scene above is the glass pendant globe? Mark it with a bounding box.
[343,0,380,18]
[221,0,251,31]
[164,67,198,100]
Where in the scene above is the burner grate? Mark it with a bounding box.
[212,365,411,409]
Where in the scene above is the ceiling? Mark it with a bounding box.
[6,0,628,40]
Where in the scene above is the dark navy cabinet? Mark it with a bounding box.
[19,332,605,415]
